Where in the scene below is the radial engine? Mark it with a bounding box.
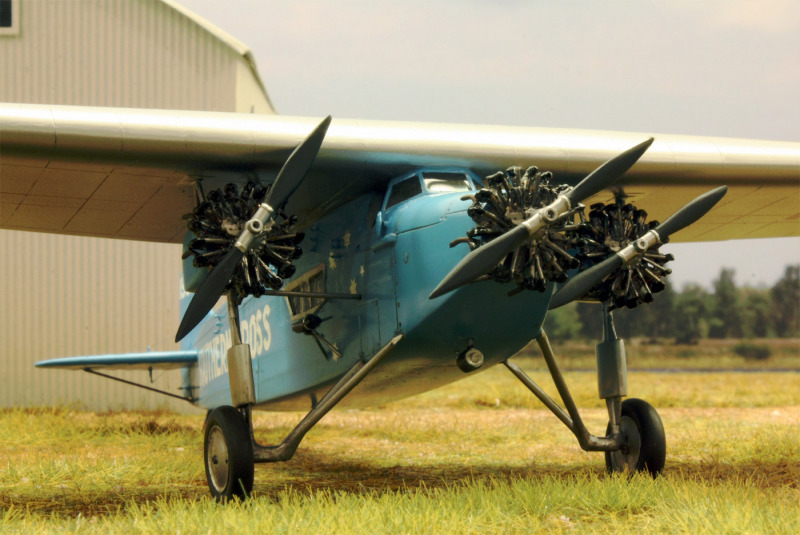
[456,167,674,309]
[181,181,305,304]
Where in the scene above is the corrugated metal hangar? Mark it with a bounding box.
[0,0,274,411]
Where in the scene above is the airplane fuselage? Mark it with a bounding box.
[183,168,551,411]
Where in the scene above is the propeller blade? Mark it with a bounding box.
[654,185,727,238]
[175,116,332,342]
[266,115,332,210]
[429,138,654,299]
[566,137,654,205]
[429,225,529,299]
[175,248,243,341]
[549,185,728,309]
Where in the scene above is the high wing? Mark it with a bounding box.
[2,102,798,243]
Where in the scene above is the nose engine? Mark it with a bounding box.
[454,166,581,294]
[452,165,672,310]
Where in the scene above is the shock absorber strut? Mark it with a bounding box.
[595,303,627,433]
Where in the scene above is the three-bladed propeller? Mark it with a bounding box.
[176,116,332,342]
[429,138,654,299]
[548,185,728,309]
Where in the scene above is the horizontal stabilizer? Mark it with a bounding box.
[35,351,198,371]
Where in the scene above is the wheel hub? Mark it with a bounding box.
[608,415,642,473]
[206,425,230,492]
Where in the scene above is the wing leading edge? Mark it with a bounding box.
[2,102,798,243]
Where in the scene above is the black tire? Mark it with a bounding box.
[605,398,666,477]
[204,406,254,501]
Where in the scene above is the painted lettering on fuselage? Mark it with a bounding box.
[198,303,272,388]
[198,329,231,388]
[240,304,272,357]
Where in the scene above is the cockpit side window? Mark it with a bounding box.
[422,172,472,193]
[385,175,423,209]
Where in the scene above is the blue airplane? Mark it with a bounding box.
[4,102,798,501]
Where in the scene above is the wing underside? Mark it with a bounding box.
[2,102,798,243]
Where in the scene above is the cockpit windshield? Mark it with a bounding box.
[384,176,423,209]
[383,170,475,212]
[422,172,472,193]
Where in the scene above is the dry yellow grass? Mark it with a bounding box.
[1,344,799,533]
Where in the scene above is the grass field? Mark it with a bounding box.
[2,340,798,534]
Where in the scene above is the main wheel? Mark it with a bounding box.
[204,406,254,501]
[605,398,666,477]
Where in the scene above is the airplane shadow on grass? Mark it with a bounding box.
[4,453,796,517]
[253,451,799,498]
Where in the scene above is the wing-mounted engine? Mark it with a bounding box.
[430,139,654,300]
[549,186,729,310]
[571,198,673,309]
[182,181,305,304]
[176,115,331,343]
[454,167,673,308]
[455,174,674,307]
[455,167,582,293]
[431,139,727,312]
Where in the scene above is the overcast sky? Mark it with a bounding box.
[177,0,799,290]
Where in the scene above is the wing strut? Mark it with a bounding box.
[83,368,197,402]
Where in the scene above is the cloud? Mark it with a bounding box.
[671,0,800,33]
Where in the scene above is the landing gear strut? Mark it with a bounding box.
[202,295,256,501]
[201,292,403,501]
[505,304,665,475]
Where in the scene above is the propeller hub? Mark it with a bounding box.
[246,218,264,235]
[542,194,571,223]
[633,229,661,254]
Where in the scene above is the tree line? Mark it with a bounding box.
[544,265,800,343]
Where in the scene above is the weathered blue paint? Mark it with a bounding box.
[38,167,553,412]
[179,167,552,411]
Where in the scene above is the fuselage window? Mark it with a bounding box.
[284,264,326,320]
[422,172,472,193]
[0,0,10,27]
[0,0,18,34]
[384,176,423,210]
